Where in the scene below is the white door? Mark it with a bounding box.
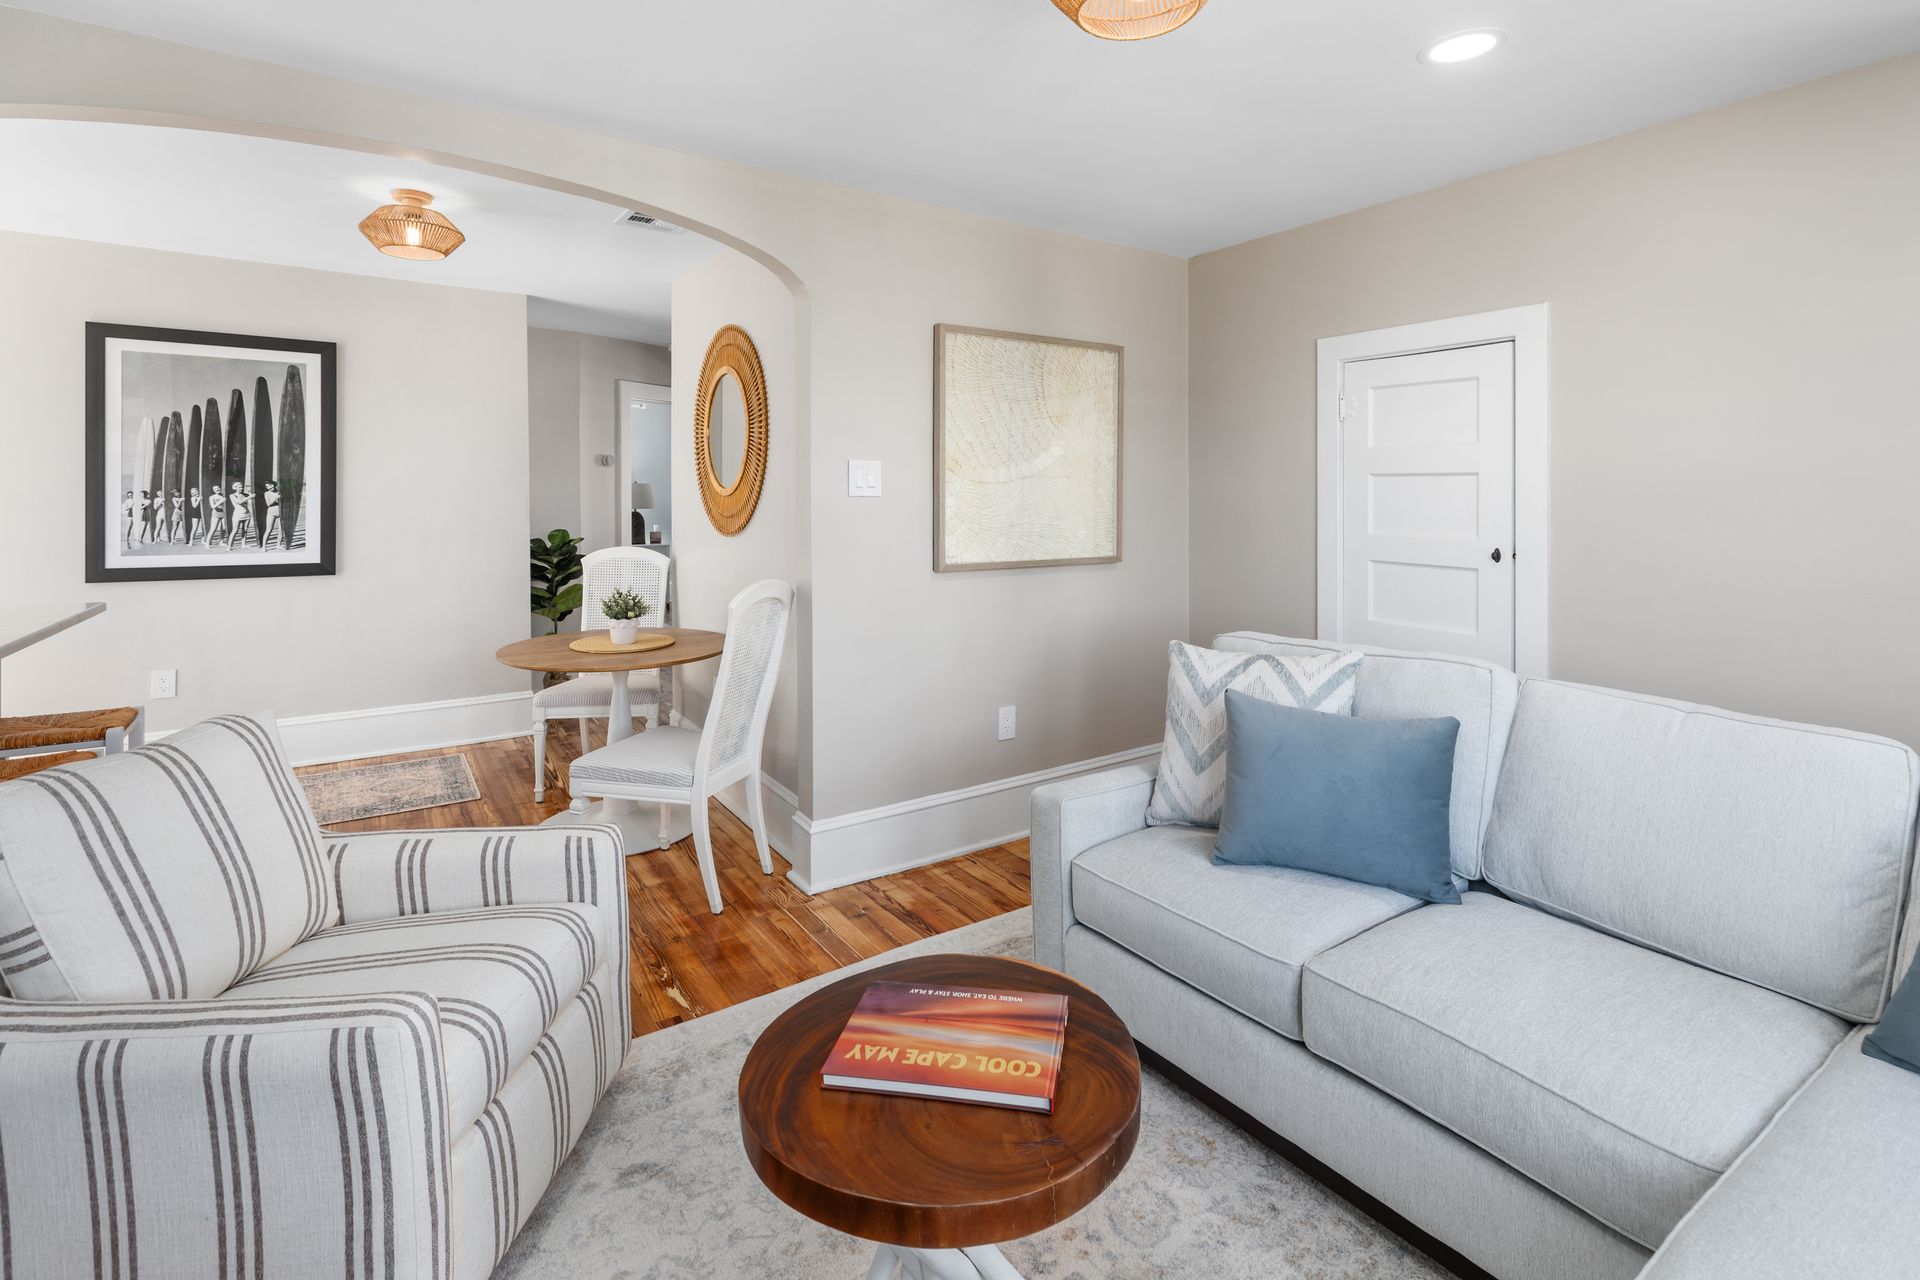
[1338,342,1514,666]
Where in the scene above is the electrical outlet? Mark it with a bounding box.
[997,705,1016,741]
[150,669,177,700]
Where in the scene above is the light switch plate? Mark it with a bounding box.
[848,460,882,497]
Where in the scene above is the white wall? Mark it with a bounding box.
[1189,54,1920,746]
[670,251,801,797]
[526,327,670,555]
[1,11,1190,885]
[0,229,530,735]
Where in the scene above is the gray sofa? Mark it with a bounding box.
[1032,632,1920,1279]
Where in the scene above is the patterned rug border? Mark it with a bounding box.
[301,753,482,825]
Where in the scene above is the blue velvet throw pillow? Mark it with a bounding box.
[1213,689,1461,904]
[1865,964,1920,1074]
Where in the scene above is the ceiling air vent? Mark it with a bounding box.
[614,209,686,234]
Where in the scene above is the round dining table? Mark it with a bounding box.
[496,626,726,851]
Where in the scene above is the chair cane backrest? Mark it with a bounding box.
[696,580,793,784]
[580,547,671,632]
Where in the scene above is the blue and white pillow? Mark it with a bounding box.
[1147,641,1363,828]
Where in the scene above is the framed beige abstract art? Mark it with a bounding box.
[933,324,1123,572]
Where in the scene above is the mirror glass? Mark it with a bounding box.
[709,371,747,489]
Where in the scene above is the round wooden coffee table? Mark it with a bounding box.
[739,954,1140,1280]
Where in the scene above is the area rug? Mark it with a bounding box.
[496,909,1449,1279]
[301,754,480,824]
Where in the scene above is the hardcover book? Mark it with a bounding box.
[822,979,1070,1112]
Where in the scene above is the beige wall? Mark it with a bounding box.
[526,327,670,555]
[1190,54,1920,746]
[0,9,1189,821]
[670,250,801,794]
[0,229,530,731]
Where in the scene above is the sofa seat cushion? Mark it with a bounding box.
[1301,892,1848,1249]
[1072,825,1423,1040]
[1638,1031,1920,1279]
[222,905,599,1134]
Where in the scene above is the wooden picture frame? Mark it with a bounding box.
[933,324,1123,572]
[86,322,337,582]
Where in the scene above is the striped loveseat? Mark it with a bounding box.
[0,713,630,1279]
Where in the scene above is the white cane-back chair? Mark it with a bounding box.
[567,579,793,914]
[531,545,671,800]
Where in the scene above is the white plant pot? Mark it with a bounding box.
[608,620,641,646]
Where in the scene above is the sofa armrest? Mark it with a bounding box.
[1638,1029,1920,1279]
[1029,765,1155,969]
[0,992,450,1278]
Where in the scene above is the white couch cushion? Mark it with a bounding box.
[1072,825,1421,1039]
[1146,641,1362,828]
[1483,679,1920,1021]
[1638,1030,1920,1280]
[1212,634,1518,882]
[223,904,599,1134]
[0,713,332,1001]
[1301,892,1848,1250]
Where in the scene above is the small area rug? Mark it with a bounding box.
[301,754,480,824]
[497,908,1447,1279]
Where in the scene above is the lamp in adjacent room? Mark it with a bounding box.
[1051,0,1207,40]
[358,188,465,261]
[631,481,656,545]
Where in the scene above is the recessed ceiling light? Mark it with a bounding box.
[1420,29,1505,65]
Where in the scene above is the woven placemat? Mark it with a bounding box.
[570,632,674,654]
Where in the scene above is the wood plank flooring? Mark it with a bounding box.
[299,723,1032,1036]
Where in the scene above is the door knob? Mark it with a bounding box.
[1490,548,1503,563]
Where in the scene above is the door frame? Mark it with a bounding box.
[614,379,673,546]
[1315,303,1550,677]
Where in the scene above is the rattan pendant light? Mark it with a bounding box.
[1052,0,1206,40]
[358,188,466,261]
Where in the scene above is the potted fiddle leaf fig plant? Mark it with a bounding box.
[600,587,651,646]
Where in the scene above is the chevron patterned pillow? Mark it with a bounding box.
[1146,642,1365,828]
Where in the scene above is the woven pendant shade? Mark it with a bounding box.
[358,188,466,261]
[1052,0,1206,40]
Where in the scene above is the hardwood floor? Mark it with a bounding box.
[299,723,1033,1036]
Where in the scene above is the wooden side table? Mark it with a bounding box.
[739,954,1141,1279]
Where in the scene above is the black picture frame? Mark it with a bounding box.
[85,322,337,582]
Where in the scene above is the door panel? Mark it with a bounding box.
[1340,343,1514,666]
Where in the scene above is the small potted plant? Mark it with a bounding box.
[600,587,651,645]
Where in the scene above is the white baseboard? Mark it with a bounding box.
[274,690,533,767]
[785,744,1159,894]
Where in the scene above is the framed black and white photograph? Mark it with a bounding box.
[86,322,336,582]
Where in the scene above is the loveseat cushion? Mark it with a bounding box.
[1212,634,1518,882]
[1482,679,1920,1021]
[1301,892,1847,1249]
[0,713,332,1001]
[1072,824,1422,1039]
[222,904,599,1134]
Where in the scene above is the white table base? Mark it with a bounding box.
[866,1243,1024,1280]
[538,659,693,851]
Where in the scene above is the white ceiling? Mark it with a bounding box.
[0,119,722,344]
[9,0,1920,257]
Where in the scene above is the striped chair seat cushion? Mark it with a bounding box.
[223,904,600,1135]
[531,671,661,711]
[569,725,699,791]
[0,713,331,1002]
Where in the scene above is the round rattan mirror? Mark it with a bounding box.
[693,324,769,536]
